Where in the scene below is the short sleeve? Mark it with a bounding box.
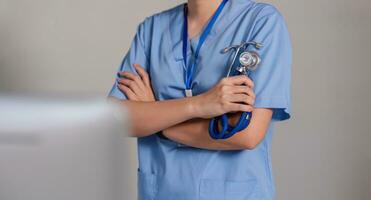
[248,5,292,121]
[108,20,150,100]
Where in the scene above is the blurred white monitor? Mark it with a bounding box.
[0,96,133,200]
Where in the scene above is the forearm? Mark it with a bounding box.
[162,109,273,150]
[109,97,198,137]
[163,118,246,150]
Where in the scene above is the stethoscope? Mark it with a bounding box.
[208,41,263,140]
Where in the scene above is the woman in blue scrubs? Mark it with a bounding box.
[109,0,291,199]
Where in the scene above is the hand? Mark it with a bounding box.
[117,64,155,102]
[192,75,255,119]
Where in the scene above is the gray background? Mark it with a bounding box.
[1,0,370,199]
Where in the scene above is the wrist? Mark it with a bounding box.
[186,95,203,118]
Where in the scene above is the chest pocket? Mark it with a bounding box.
[199,179,257,200]
[149,54,185,100]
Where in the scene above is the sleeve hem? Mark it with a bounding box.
[254,95,291,121]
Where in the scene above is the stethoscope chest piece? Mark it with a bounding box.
[223,41,263,77]
[239,51,261,71]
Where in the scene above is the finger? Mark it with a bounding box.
[228,103,254,112]
[220,85,234,94]
[117,83,138,101]
[227,94,255,105]
[119,71,146,91]
[119,71,139,82]
[231,86,256,99]
[225,75,254,88]
[133,64,151,87]
[117,78,142,94]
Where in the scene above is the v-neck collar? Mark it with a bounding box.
[167,0,254,62]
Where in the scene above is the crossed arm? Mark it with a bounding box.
[109,64,273,150]
[162,109,272,150]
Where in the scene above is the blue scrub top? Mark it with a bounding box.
[109,0,292,199]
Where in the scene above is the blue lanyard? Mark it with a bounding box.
[182,0,228,97]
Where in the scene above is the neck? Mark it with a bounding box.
[187,0,223,21]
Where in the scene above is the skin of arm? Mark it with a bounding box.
[114,64,271,150]
[162,108,273,150]
[108,96,198,137]
[111,64,255,137]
